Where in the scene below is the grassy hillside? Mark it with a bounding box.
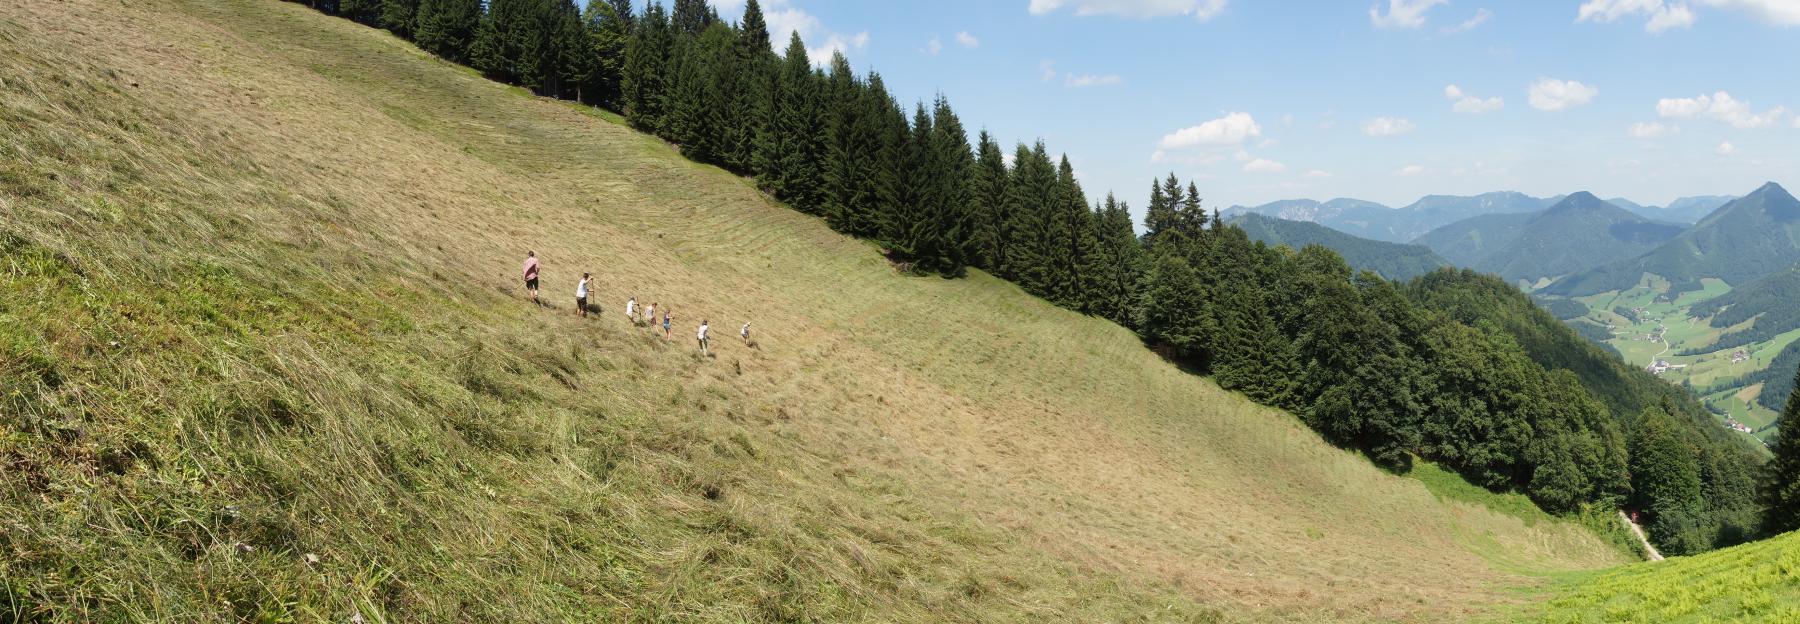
[0,0,1637,621]
[1516,530,1800,623]
[1227,213,1450,281]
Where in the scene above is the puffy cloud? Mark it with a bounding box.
[1717,141,1737,155]
[1370,0,1448,29]
[1394,164,1427,176]
[1628,121,1676,139]
[1445,84,1504,113]
[1528,78,1599,111]
[1158,112,1263,148]
[1065,73,1124,87]
[955,31,980,47]
[1575,0,1800,32]
[1028,0,1228,20]
[1362,116,1416,136]
[1441,8,1493,33]
[1242,158,1287,173]
[1657,91,1787,128]
[807,31,869,65]
[923,37,943,55]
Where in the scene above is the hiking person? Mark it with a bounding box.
[697,319,711,356]
[645,302,656,328]
[576,273,591,318]
[740,322,751,347]
[662,311,673,339]
[522,251,540,305]
[626,296,637,324]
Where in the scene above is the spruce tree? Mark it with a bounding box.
[1050,156,1096,308]
[968,130,1010,272]
[414,0,482,63]
[672,0,714,35]
[760,33,826,212]
[725,0,774,172]
[579,0,631,108]
[927,95,974,275]
[1762,365,1800,534]
[379,0,420,39]
[820,53,864,234]
[1142,178,1173,248]
[1003,142,1057,296]
[621,3,673,131]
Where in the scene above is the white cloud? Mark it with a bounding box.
[923,37,943,55]
[1628,121,1676,139]
[1717,140,1737,155]
[1282,113,1295,127]
[1576,0,1800,32]
[1528,78,1599,111]
[746,0,869,65]
[1657,91,1787,128]
[1793,117,1800,128]
[955,31,980,47]
[807,31,869,65]
[1370,0,1448,29]
[1158,112,1263,148]
[1243,158,1287,173]
[1028,0,1229,20]
[1065,73,1124,87]
[1149,149,1167,163]
[1303,169,1333,178]
[1445,84,1503,113]
[1362,116,1416,136]
[1394,164,1426,176]
[1039,60,1057,82]
[1441,8,1493,33]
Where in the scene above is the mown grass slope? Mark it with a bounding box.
[2,0,1632,621]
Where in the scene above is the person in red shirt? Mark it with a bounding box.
[522,251,540,305]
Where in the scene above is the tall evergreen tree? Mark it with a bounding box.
[413,0,482,63]
[723,0,774,172]
[379,0,420,39]
[968,130,1010,272]
[1087,194,1143,326]
[621,3,673,131]
[671,0,715,35]
[473,0,558,92]
[820,53,865,234]
[759,33,826,212]
[1050,156,1097,308]
[1762,365,1800,534]
[926,95,974,275]
[1003,142,1058,296]
[578,0,631,107]
[1631,407,1708,554]
[664,23,737,163]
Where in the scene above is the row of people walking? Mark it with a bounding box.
[524,251,750,356]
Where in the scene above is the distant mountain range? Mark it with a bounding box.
[1606,195,1738,224]
[1226,192,1739,244]
[1225,192,1555,243]
[1227,213,1451,281]
[1545,183,1800,296]
[1413,192,1684,283]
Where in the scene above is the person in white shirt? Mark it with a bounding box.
[697,320,710,356]
[740,322,751,346]
[575,273,591,318]
[625,296,637,324]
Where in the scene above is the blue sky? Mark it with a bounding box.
[682,0,1800,216]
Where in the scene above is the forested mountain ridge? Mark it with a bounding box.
[1227,212,1451,281]
[1415,192,1683,283]
[1547,183,1800,296]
